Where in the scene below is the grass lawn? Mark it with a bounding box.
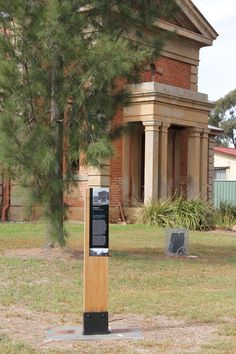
[0,222,236,353]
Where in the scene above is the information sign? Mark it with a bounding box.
[89,188,109,256]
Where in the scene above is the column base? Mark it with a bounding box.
[83,312,110,335]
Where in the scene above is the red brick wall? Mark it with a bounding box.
[64,162,88,215]
[143,56,191,89]
[110,110,124,207]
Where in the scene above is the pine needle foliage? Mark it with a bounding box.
[0,0,177,246]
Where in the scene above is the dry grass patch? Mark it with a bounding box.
[0,305,220,353]
[0,222,236,353]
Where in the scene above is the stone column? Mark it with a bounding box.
[187,128,201,199]
[200,129,210,200]
[131,125,142,204]
[142,121,161,204]
[122,130,130,206]
[159,123,170,199]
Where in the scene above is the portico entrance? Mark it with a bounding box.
[123,122,191,206]
[122,82,212,206]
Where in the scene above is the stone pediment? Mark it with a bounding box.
[157,0,218,47]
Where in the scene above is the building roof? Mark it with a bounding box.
[177,0,218,40]
[154,0,218,49]
[208,125,223,132]
[214,147,236,157]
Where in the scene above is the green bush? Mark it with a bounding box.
[140,199,175,228]
[219,202,236,218]
[215,202,236,230]
[140,197,215,231]
[174,198,215,230]
[215,212,236,231]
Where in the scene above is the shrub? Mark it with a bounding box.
[215,212,236,231]
[215,202,236,230]
[140,199,175,228]
[219,202,236,218]
[140,197,215,230]
[172,198,215,231]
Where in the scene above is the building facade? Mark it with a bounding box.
[214,147,236,181]
[1,0,218,222]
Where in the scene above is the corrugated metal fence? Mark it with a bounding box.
[214,181,236,208]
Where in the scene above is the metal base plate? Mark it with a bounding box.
[46,325,143,341]
[83,312,109,335]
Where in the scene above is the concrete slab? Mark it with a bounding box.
[46,325,143,342]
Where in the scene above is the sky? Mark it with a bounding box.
[192,0,236,102]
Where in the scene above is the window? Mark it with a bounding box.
[214,168,226,180]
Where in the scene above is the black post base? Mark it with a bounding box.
[83,312,110,335]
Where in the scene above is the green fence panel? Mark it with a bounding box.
[214,181,236,208]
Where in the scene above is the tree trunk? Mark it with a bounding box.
[44,113,65,247]
[44,220,56,249]
[43,54,66,247]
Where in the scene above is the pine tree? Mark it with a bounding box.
[0,0,177,246]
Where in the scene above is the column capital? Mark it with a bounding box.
[161,122,171,128]
[160,122,170,133]
[188,127,201,138]
[142,120,161,131]
[202,128,211,136]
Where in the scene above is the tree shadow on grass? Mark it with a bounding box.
[111,244,236,265]
[110,248,162,259]
[190,242,236,261]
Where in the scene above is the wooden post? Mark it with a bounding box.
[83,162,110,335]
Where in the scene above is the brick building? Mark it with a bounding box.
[1,0,218,222]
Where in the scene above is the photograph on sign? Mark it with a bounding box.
[89,188,109,257]
[89,248,109,256]
[92,188,109,206]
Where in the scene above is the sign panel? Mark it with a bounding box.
[166,228,189,256]
[89,188,109,256]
